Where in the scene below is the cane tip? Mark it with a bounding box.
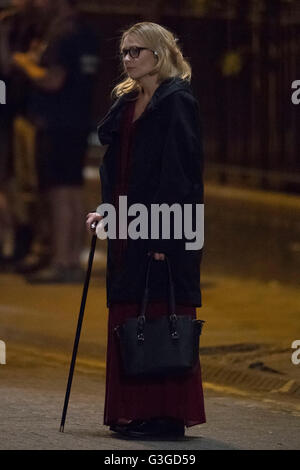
[59,425,64,433]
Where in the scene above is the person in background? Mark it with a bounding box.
[0,0,40,265]
[86,22,205,438]
[13,0,99,283]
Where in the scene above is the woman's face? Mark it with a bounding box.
[121,33,158,81]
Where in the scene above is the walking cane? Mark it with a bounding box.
[59,221,98,432]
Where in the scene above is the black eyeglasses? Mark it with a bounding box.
[120,46,156,59]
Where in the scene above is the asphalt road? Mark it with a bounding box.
[1,357,300,450]
[0,268,300,450]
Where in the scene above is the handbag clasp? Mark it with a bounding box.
[169,314,180,340]
[137,315,146,343]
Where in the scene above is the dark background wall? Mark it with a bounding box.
[1,0,300,193]
[77,0,300,194]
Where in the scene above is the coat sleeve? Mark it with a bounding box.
[147,91,204,255]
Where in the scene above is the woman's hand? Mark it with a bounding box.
[147,252,165,261]
[86,212,103,234]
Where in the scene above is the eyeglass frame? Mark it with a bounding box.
[120,46,158,59]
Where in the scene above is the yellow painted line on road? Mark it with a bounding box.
[205,183,300,209]
[203,381,250,396]
[261,398,300,414]
[8,344,106,371]
[203,381,300,414]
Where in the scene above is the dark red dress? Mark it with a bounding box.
[104,100,206,428]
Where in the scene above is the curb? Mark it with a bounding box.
[6,344,300,399]
[201,358,300,398]
[7,345,106,377]
[205,182,300,209]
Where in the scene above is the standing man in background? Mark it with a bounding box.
[13,0,99,283]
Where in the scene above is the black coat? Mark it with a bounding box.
[97,77,204,308]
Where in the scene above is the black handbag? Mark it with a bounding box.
[114,253,205,378]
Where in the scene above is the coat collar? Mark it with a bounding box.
[116,76,192,112]
[97,77,192,144]
[146,76,192,111]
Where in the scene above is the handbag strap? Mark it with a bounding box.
[139,253,176,318]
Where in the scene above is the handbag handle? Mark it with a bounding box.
[137,253,178,342]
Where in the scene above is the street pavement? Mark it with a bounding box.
[1,357,300,450]
[0,182,300,450]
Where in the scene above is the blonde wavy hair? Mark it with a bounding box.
[112,22,192,98]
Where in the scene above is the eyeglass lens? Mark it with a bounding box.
[121,47,143,59]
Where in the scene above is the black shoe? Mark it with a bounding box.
[109,424,123,434]
[118,418,184,439]
[109,420,142,434]
[15,253,50,274]
[26,265,70,284]
[109,423,129,434]
[26,264,85,284]
[156,417,185,436]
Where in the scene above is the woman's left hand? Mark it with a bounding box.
[148,252,165,261]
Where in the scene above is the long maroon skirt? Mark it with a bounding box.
[104,301,206,428]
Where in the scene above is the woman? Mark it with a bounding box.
[86,22,205,438]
